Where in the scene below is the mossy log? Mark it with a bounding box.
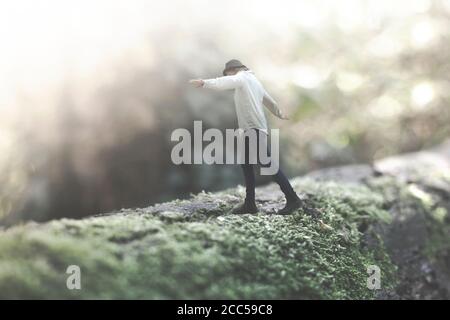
[0,142,449,299]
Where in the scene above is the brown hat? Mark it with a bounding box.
[223,59,247,76]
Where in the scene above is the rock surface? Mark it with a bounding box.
[0,142,449,299]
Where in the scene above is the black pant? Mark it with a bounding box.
[240,129,297,204]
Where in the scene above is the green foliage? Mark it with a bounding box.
[292,94,322,121]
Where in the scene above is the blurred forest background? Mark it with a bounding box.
[1,0,450,225]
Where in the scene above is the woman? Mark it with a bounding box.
[189,59,302,214]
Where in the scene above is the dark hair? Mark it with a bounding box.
[225,66,248,75]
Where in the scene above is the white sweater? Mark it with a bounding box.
[202,70,282,133]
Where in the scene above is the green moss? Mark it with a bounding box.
[0,178,399,299]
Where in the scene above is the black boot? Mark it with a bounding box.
[276,194,303,215]
[231,201,258,214]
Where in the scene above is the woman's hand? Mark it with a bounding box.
[278,110,290,120]
[188,79,204,88]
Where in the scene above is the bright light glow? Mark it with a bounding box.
[0,0,443,116]
[410,0,432,13]
[336,72,365,93]
[411,20,436,48]
[443,0,450,13]
[411,82,435,108]
[367,34,403,58]
[0,0,155,98]
[336,0,365,32]
[366,0,430,21]
[368,95,404,119]
[292,65,328,89]
[0,0,437,103]
[249,1,329,29]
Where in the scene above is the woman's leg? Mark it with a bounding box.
[232,130,258,213]
[241,163,256,205]
[271,168,299,203]
[255,129,302,213]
